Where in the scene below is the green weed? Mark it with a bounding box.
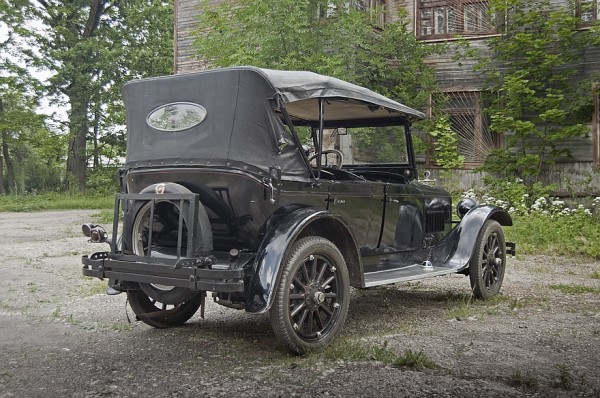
[110,323,133,332]
[27,282,38,294]
[553,364,575,390]
[317,340,436,370]
[590,271,600,280]
[549,284,599,294]
[392,349,438,369]
[510,370,538,389]
[66,314,81,326]
[50,306,61,319]
[0,371,11,384]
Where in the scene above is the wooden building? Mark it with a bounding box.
[174,0,600,193]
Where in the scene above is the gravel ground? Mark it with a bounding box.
[0,210,599,397]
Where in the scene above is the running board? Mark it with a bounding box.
[364,263,457,288]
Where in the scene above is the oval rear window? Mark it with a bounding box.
[146,102,207,132]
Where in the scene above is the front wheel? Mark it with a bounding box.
[269,237,350,355]
[469,220,506,300]
[127,287,202,328]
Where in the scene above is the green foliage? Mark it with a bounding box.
[463,186,600,259]
[506,212,600,259]
[1,1,174,192]
[316,339,437,370]
[194,0,439,110]
[392,349,438,370]
[86,166,120,195]
[427,115,464,170]
[0,86,64,194]
[475,0,594,181]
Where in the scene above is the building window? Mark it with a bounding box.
[417,0,495,39]
[435,91,500,165]
[318,0,386,28]
[577,0,600,24]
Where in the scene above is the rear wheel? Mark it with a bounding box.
[269,237,350,355]
[469,220,506,300]
[124,182,212,326]
[127,287,202,328]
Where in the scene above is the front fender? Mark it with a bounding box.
[245,207,358,314]
[443,205,512,270]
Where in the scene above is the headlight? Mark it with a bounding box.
[457,198,477,219]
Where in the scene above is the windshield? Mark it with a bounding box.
[308,126,409,167]
[339,126,409,165]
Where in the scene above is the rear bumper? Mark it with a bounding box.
[82,252,244,293]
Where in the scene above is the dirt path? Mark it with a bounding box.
[0,210,598,397]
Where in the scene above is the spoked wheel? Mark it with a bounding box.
[127,287,203,328]
[469,220,506,300]
[270,237,350,355]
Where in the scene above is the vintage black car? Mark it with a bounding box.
[81,66,515,354]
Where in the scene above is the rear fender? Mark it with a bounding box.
[443,205,512,270]
[246,208,361,313]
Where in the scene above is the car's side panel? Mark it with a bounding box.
[325,179,384,249]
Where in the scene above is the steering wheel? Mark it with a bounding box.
[308,149,344,169]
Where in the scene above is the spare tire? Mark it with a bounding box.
[123,182,213,304]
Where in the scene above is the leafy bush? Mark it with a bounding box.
[461,181,600,259]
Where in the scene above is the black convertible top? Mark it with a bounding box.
[123,67,424,179]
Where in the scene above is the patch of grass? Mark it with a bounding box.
[549,284,599,294]
[392,349,438,370]
[0,193,113,212]
[510,370,538,389]
[66,314,81,326]
[553,364,575,390]
[27,282,38,294]
[446,295,475,319]
[0,371,12,385]
[316,340,437,370]
[92,209,116,224]
[591,271,600,280]
[319,339,372,362]
[81,281,107,297]
[506,213,600,259]
[110,323,133,332]
[50,306,61,319]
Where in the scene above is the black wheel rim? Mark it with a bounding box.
[288,253,342,341]
[481,232,503,290]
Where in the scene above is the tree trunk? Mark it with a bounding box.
[0,98,4,195]
[2,132,16,194]
[66,96,89,192]
[93,107,100,169]
[0,151,4,195]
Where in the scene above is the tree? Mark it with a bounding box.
[194,0,438,110]
[475,0,595,182]
[0,85,60,194]
[193,0,450,168]
[1,1,174,192]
